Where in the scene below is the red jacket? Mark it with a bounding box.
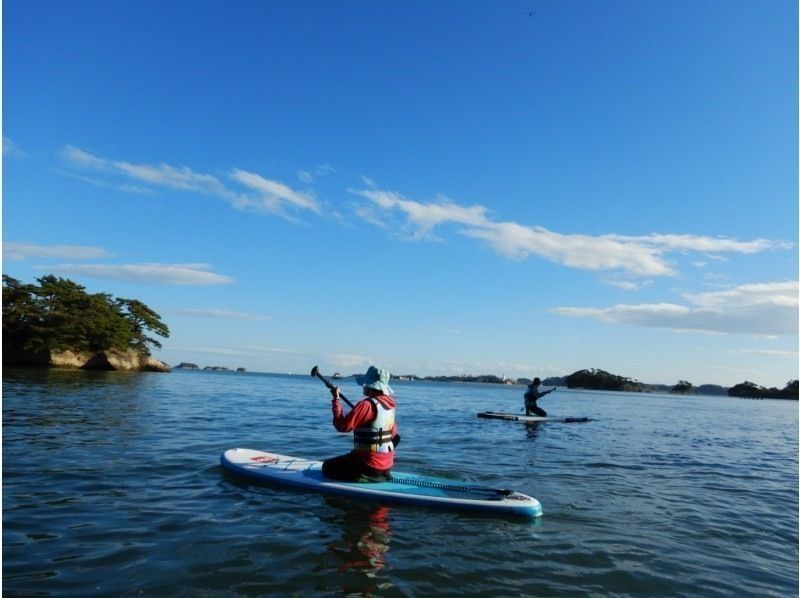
[332,394,397,470]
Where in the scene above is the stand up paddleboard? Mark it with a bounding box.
[221,448,542,519]
[478,412,591,423]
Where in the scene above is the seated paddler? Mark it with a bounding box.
[322,365,398,482]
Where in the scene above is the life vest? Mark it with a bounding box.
[353,397,395,454]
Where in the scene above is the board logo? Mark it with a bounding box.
[251,455,280,464]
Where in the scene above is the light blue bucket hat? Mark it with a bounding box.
[355,366,393,395]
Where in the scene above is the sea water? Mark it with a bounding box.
[3,368,798,596]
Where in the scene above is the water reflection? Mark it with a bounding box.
[524,421,542,441]
[3,366,150,391]
[2,367,160,452]
[320,497,393,595]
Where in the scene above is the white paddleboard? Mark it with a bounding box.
[478,412,591,423]
[221,448,542,518]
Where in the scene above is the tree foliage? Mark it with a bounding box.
[728,380,799,400]
[564,368,642,392]
[3,275,170,359]
[671,380,693,394]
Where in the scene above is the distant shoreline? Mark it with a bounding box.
[170,366,798,399]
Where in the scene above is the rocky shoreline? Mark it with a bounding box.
[6,348,170,373]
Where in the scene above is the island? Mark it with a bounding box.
[3,274,170,372]
[173,363,248,372]
[377,368,798,399]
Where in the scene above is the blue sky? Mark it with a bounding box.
[3,0,797,387]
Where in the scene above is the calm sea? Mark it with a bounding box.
[3,368,798,596]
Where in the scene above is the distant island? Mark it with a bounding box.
[375,368,798,400]
[174,363,248,372]
[3,275,170,372]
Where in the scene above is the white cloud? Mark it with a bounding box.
[239,345,304,355]
[39,263,234,285]
[61,145,320,217]
[684,282,798,309]
[3,137,27,159]
[4,242,112,261]
[297,164,335,185]
[326,353,374,370]
[115,161,230,196]
[552,281,799,336]
[178,345,258,357]
[463,223,676,276]
[729,348,799,358]
[350,187,488,239]
[599,277,653,291]
[619,233,790,253]
[350,183,788,278]
[61,145,108,169]
[230,169,320,214]
[193,344,301,355]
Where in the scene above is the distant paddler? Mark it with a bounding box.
[524,377,557,416]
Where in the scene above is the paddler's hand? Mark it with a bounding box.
[330,386,340,404]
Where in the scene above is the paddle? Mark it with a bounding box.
[311,365,355,408]
[311,365,401,448]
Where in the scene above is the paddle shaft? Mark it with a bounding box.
[311,367,355,408]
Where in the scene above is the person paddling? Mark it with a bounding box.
[323,366,398,482]
[524,377,557,416]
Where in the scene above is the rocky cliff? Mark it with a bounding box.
[8,348,170,372]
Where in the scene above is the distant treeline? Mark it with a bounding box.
[396,368,798,399]
[3,275,169,362]
[421,374,511,385]
[726,380,799,400]
[544,369,798,399]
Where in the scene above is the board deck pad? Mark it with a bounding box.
[221,448,542,518]
[477,412,592,423]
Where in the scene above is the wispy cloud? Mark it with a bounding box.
[116,161,231,196]
[729,348,798,358]
[176,345,261,358]
[297,164,336,184]
[3,137,27,159]
[230,169,320,214]
[350,183,789,278]
[4,242,112,261]
[326,354,374,370]
[599,277,653,291]
[38,263,234,285]
[552,281,799,336]
[61,145,320,218]
[171,344,304,357]
[350,186,488,240]
[464,223,676,276]
[171,308,270,321]
[62,145,107,169]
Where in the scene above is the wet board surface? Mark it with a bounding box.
[477,412,592,423]
[221,448,542,518]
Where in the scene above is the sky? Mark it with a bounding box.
[2,0,798,388]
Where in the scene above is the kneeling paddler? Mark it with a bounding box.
[323,365,400,483]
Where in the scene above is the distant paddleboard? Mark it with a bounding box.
[477,412,591,423]
[221,448,542,518]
